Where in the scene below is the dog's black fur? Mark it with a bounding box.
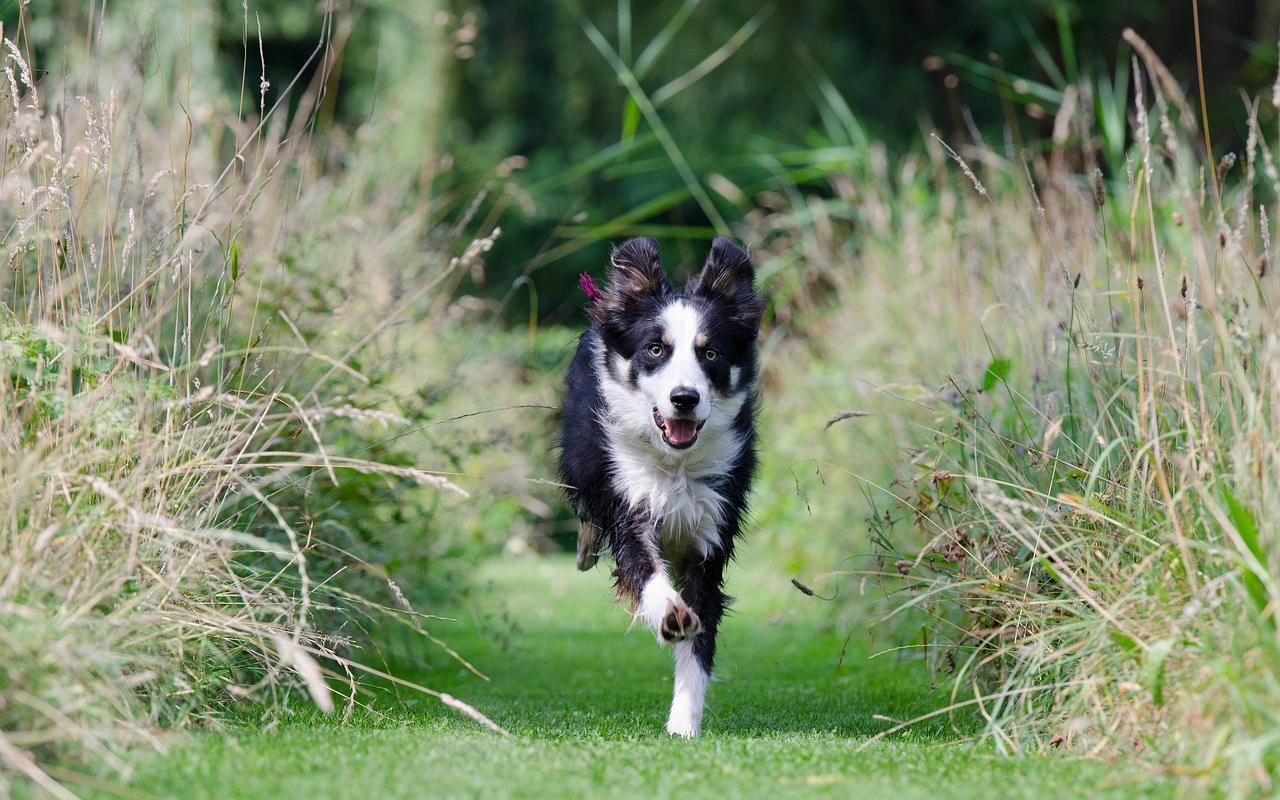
[558,236,762,736]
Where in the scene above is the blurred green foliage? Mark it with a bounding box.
[6,0,1274,319]
[438,0,1275,319]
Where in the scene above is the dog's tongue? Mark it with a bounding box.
[665,418,698,445]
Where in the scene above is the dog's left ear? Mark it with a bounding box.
[589,237,668,326]
[689,236,763,331]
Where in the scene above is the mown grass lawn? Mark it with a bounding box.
[117,554,1170,799]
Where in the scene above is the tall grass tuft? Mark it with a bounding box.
[771,34,1280,796]
[0,5,501,794]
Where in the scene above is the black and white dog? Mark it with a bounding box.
[559,236,762,738]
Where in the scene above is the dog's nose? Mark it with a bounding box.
[670,386,700,411]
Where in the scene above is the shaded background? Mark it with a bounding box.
[273,0,1280,319]
[14,0,1275,318]
[436,0,1274,318]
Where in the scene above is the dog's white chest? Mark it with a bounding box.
[608,450,726,556]
[654,472,724,551]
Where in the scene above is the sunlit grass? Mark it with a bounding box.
[115,557,1170,800]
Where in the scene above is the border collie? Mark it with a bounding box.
[559,236,762,738]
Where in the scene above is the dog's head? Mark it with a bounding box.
[589,236,763,452]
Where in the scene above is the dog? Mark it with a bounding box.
[558,236,763,738]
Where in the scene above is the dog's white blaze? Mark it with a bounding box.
[592,302,749,558]
[666,640,709,738]
[637,302,710,421]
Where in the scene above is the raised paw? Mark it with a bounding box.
[659,601,702,644]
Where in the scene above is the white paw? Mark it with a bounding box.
[639,575,700,644]
[665,711,700,738]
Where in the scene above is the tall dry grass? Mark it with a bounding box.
[777,32,1280,795]
[0,5,506,795]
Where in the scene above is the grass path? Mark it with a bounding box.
[120,555,1167,799]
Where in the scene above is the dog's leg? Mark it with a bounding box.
[667,638,710,738]
[609,513,699,644]
[576,519,600,571]
[666,552,728,738]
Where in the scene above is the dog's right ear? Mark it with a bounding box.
[588,237,667,325]
[690,236,763,332]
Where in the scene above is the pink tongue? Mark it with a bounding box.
[665,418,698,445]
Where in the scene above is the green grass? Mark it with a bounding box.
[114,553,1170,799]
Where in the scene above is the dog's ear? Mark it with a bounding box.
[589,237,667,325]
[689,236,763,331]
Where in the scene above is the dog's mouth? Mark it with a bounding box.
[652,407,705,449]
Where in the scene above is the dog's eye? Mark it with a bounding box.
[647,344,664,358]
[704,348,719,361]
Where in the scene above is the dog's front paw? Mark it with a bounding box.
[659,601,701,644]
[665,714,700,738]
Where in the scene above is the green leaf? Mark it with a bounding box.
[620,98,640,143]
[981,357,1012,391]
[1224,489,1272,627]
[1109,629,1139,654]
[229,240,240,283]
[1142,638,1176,707]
